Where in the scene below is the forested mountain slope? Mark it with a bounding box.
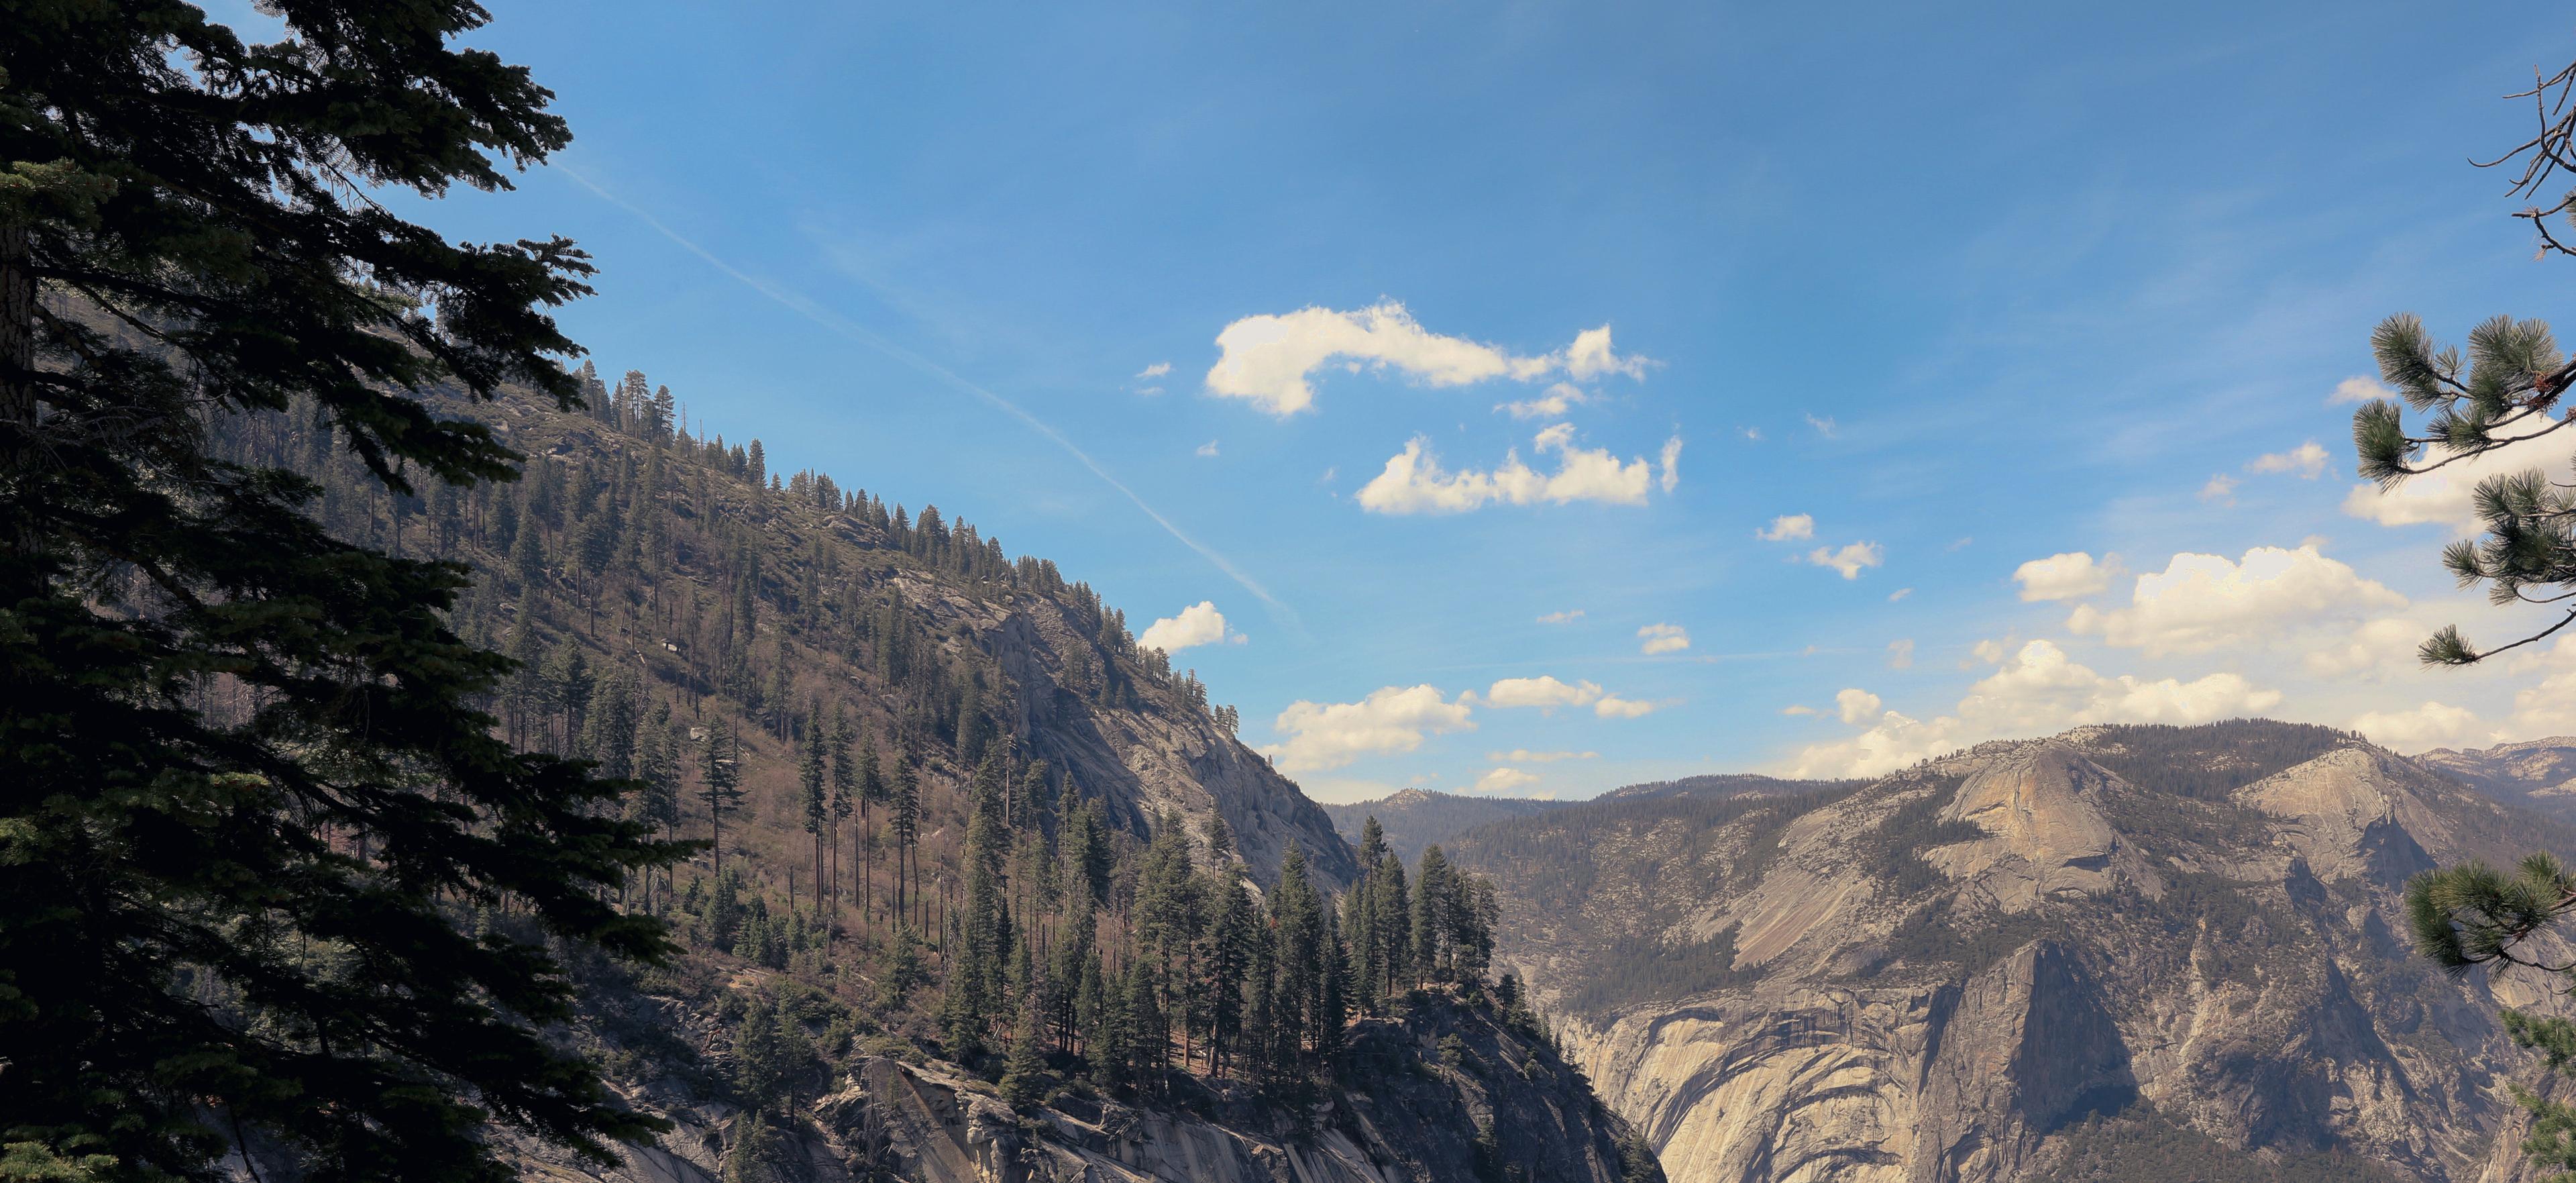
[1444,720,2576,1183]
[213,364,1354,897]
[217,367,1657,1182]
[1324,788,1567,865]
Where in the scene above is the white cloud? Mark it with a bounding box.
[2246,440,2328,479]
[1473,767,1542,794]
[1195,440,1220,458]
[2012,552,2118,602]
[2066,544,2407,657]
[1138,361,1172,379]
[2351,701,2487,753]
[1138,601,1244,654]
[1886,638,1915,669]
[1203,303,1646,416]
[1741,426,1764,442]
[2302,615,2434,680]
[2502,637,2576,739]
[1785,639,2282,778]
[1638,623,1691,655]
[1756,513,1815,542]
[1536,609,1585,625]
[1483,676,1601,711]
[1566,325,1651,381]
[2343,417,2576,531]
[1356,425,1671,514]
[1593,695,1660,719]
[1660,435,1683,495]
[1805,541,1884,579]
[1486,749,1597,763]
[1888,587,1915,603]
[1836,688,1883,725]
[1781,704,1821,717]
[2329,376,2394,405]
[1499,382,1590,419]
[1805,413,1838,437]
[2199,474,2239,503]
[1264,684,1475,772]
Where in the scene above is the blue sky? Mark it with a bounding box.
[227,1,2576,801]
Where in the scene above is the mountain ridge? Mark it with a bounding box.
[1444,720,2576,1182]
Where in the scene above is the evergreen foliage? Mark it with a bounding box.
[0,5,692,1181]
[2361,54,2576,1182]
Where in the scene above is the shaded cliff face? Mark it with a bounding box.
[518,992,1655,1183]
[1444,722,2576,1183]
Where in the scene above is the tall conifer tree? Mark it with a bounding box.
[0,4,685,1179]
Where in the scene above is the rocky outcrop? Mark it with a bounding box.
[1450,723,2576,1183]
[525,996,1652,1183]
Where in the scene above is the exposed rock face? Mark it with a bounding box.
[2416,736,2576,826]
[1446,723,2576,1183]
[522,996,1652,1183]
[879,569,1357,892]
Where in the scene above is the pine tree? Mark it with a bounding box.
[800,709,828,915]
[828,707,855,921]
[889,751,921,932]
[702,721,745,866]
[0,5,684,1178]
[877,923,928,1012]
[997,993,1051,1107]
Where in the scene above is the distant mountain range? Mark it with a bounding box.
[1429,721,2576,1182]
[1324,774,1851,865]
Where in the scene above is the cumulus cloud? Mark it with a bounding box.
[1473,767,1542,794]
[1138,361,1172,379]
[2351,701,2487,752]
[2302,615,2435,680]
[1470,676,1661,719]
[1536,609,1585,624]
[1806,542,1884,579]
[1566,326,1650,381]
[2066,544,2406,656]
[1756,513,1815,542]
[1638,623,1690,655]
[1499,382,1590,419]
[1356,425,1674,514]
[2247,440,2329,479]
[1264,684,1474,772]
[1482,676,1602,711]
[1593,695,1660,719]
[2013,552,2118,602]
[1203,302,1646,416]
[1785,639,2282,778]
[1138,601,1243,654]
[1836,688,1883,724]
[1887,638,1915,669]
[2330,376,2394,405]
[2502,637,2576,739]
[1486,749,1597,763]
[2344,417,2576,531]
[2199,474,2239,503]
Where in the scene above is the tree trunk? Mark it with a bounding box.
[2,216,41,581]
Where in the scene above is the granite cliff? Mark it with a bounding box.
[1444,721,2576,1182]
